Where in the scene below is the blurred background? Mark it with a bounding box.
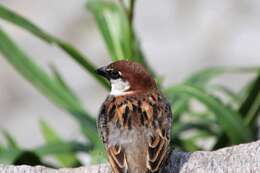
[0,0,259,167]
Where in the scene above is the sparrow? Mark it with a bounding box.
[96,60,172,173]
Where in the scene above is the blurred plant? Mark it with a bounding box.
[0,0,259,167]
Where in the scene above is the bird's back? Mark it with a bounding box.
[98,91,172,173]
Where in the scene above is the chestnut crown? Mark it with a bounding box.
[96,60,156,95]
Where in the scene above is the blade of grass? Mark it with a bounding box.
[35,141,93,157]
[185,67,226,85]
[49,64,79,102]
[166,94,189,121]
[244,92,260,126]
[87,0,133,60]
[0,148,21,164]
[240,73,260,140]
[0,5,109,89]
[172,96,189,117]
[39,120,80,167]
[181,139,201,151]
[214,73,260,149]
[165,84,252,144]
[14,151,44,166]
[87,0,155,75]
[121,0,136,25]
[166,66,260,121]
[166,67,236,120]
[207,84,242,106]
[0,4,153,81]
[2,130,19,149]
[0,28,99,144]
[54,40,109,89]
[186,66,260,86]
[239,74,260,122]
[172,121,218,139]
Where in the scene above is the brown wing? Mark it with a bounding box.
[147,128,170,172]
[97,97,129,173]
[107,144,128,173]
[145,96,172,173]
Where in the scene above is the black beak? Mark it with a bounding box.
[96,66,109,79]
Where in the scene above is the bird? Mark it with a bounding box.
[96,60,172,173]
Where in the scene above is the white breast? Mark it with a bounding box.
[110,78,130,96]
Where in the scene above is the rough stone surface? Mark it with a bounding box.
[1,140,259,173]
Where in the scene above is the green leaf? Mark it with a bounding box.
[207,85,242,106]
[239,73,260,126]
[165,84,252,144]
[172,120,218,139]
[185,67,226,85]
[2,130,19,149]
[186,66,260,86]
[35,141,93,157]
[14,151,43,166]
[39,120,80,167]
[181,139,201,151]
[0,5,109,89]
[0,149,44,166]
[214,74,260,148]
[55,40,109,89]
[166,67,230,120]
[89,147,107,164]
[0,148,21,164]
[87,0,133,61]
[166,94,189,121]
[213,74,260,149]
[0,28,99,145]
[86,0,153,74]
[49,64,79,102]
[212,73,260,149]
[167,66,260,121]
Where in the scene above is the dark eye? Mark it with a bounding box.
[110,70,121,79]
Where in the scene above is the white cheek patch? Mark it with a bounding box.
[110,78,130,96]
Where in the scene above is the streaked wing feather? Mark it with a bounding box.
[107,144,128,173]
[147,129,169,172]
[146,99,172,173]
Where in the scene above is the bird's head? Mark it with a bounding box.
[96,60,156,96]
